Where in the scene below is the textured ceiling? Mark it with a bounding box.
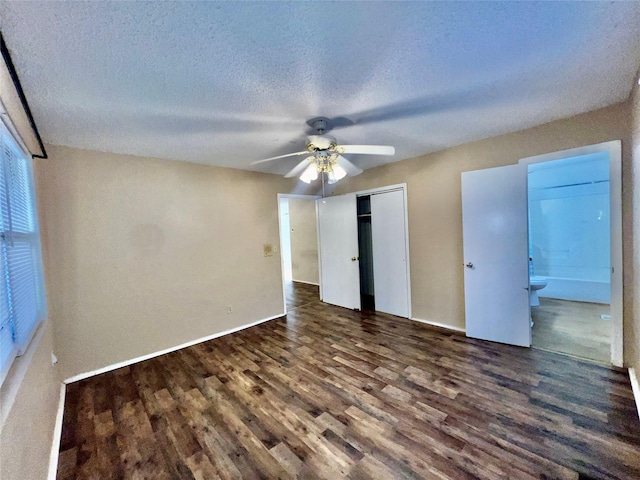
[1,1,640,175]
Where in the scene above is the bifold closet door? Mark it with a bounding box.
[371,190,409,317]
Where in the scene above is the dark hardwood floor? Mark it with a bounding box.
[285,281,319,312]
[57,298,640,479]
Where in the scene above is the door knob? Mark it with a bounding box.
[465,262,474,269]
[351,257,358,261]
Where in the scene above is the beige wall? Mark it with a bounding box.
[0,321,61,480]
[289,198,319,285]
[36,144,295,379]
[630,77,640,372]
[332,103,636,363]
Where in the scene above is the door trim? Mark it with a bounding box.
[277,193,321,314]
[518,140,623,366]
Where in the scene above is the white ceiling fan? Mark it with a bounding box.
[251,118,395,184]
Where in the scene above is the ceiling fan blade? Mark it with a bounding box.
[284,157,314,178]
[334,155,363,176]
[250,150,308,165]
[339,145,395,156]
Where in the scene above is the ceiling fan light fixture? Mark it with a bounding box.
[327,164,347,184]
[251,119,393,184]
[299,163,318,184]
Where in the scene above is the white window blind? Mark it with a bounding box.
[0,120,46,385]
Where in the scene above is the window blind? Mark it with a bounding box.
[0,120,46,384]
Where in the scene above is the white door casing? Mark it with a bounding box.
[518,140,623,366]
[317,194,361,310]
[462,164,530,347]
[371,190,409,317]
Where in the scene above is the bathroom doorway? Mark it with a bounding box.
[520,141,622,365]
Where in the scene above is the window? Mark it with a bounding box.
[0,121,46,385]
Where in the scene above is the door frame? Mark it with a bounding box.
[350,183,412,319]
[519,140,623,366]
[277,193,321,314]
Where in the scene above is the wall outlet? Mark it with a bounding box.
[227,305,233,314]
[51,352,58,365]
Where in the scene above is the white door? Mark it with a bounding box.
[371,190,409,317]
[317,194,361,309]
[461,164,530,347]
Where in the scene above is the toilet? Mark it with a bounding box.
[529,276,547,307]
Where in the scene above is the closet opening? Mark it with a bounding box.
[357,195,375,311]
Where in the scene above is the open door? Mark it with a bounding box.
[317,194,361,310]
[461,164,530,347]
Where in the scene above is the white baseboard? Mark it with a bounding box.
[48,382,66,480]
[291,279,320,286]
[629,367,640,420]
[64,313,285,384]
[410,317,466,333]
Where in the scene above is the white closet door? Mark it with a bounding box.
[371,190,409,317]
[317,194,361,310]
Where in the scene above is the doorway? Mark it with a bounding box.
[461,141,622,366]
[527,153,611,363]
[277,194,321,313]
[520,141,622,366]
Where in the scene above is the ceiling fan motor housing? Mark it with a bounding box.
[306,135,337,152]
[310,118,327,133]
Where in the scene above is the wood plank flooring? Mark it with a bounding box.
[57,299,640,479]
[531,298,611,364]
[285,281,319,312]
